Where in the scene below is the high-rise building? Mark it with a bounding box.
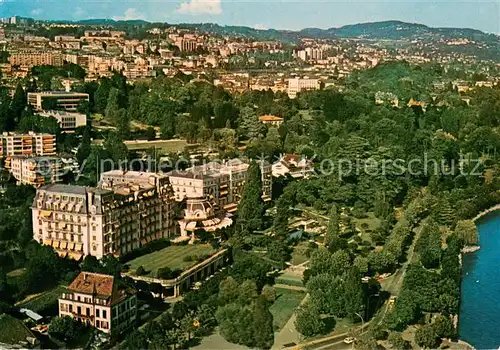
[32,172,177,260]
[58,272,137,334]
[9,51,63,68]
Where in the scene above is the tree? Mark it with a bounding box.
[261,285,276,302]
[416,219,442,269]
[343,267,365,321]
[216,303,254,346]
[253,296,274,349]
[433,314,456,339]
[10,83,26,122]
[81,255,100,272]
[136,266,146,276]
[49,316,81,342]
[218,277,241,305]
[387,332,411,349]
[415,324,439,349]
[455,220,478,246]
[295,301,326,337]
[236,162,264,238]
[267,240,290,265]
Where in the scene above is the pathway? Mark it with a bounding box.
[272,294,309,350]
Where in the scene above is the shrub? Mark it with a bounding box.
[135,266,146,276]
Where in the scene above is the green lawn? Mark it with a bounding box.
[290,242,310,265]
[353,212,381,243]
[17,285,66,316]
[270,288,306,330]
[0,314,34,345]
[127,244,216,277]
[276,271,304,287]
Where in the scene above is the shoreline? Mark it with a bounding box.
[458,205,500,349]
[472,204,500,222]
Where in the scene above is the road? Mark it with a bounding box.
[289,224,425,350]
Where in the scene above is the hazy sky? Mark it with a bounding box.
[1,0,499,33]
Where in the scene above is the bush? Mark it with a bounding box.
[135,266,146,276]
[156,267,172,279]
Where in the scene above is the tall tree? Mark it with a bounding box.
[236,162,265,238]
[10,83,26,123]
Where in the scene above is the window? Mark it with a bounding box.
[77,296,81,302]
[96,309,100,318]
[69,304,73,312]
[96,320,100,328]
[86,308,90,316]
[103,310,107,319]
[77,306,81,314]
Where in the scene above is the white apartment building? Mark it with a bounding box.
[5,156,62,186]
[38,111,87,131]
[32,172,177,260]
[287,77,321,98]
[28,91,90,112]
[59,272,137,334]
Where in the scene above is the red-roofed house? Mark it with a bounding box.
[58,272,137,334]
[259,115,284,127]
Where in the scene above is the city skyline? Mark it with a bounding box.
[1,0,500,34]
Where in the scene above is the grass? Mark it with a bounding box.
[353,212,381,244]
[17,285,67,316]
[0,314,34,344]
[270,287,306,330]
[127,244,216,277]
[276,271,304,288]
[290,241,310,266]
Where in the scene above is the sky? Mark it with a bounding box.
[1,0,499,33]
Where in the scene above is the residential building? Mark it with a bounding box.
[287,77,321,98]
[5,156,62,186]
[58,272,137,334]
[38,110,87,131]
[272,154,315,179]
[9,51,63,67]
[259,114,284,127]
[32,172,177,260]
[28,91,90,112]
[168,158,272,209]
[0,132,56,157]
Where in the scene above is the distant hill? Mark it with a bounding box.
[76,19,151,26]
[41,18,499,44]
[300,20,496,41]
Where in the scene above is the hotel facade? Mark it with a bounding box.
[32,172,177,260]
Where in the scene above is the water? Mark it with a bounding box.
[460,211,500,349]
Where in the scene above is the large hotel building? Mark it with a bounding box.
[32,172,177,260]
[32,160,272,259]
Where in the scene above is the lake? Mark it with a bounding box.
[460,211,500,349]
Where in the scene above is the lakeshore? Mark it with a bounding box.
[459,209,500,348]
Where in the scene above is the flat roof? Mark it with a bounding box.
[39,184,88,195]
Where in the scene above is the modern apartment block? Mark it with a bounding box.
[38,110,87,131]
[28,91,90,112]
[59,272,137,334]
[0,132,56,157]
[32,172,177,260]
[5,156,62,186]
[287,77,322,98]
[8,50,63,68]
